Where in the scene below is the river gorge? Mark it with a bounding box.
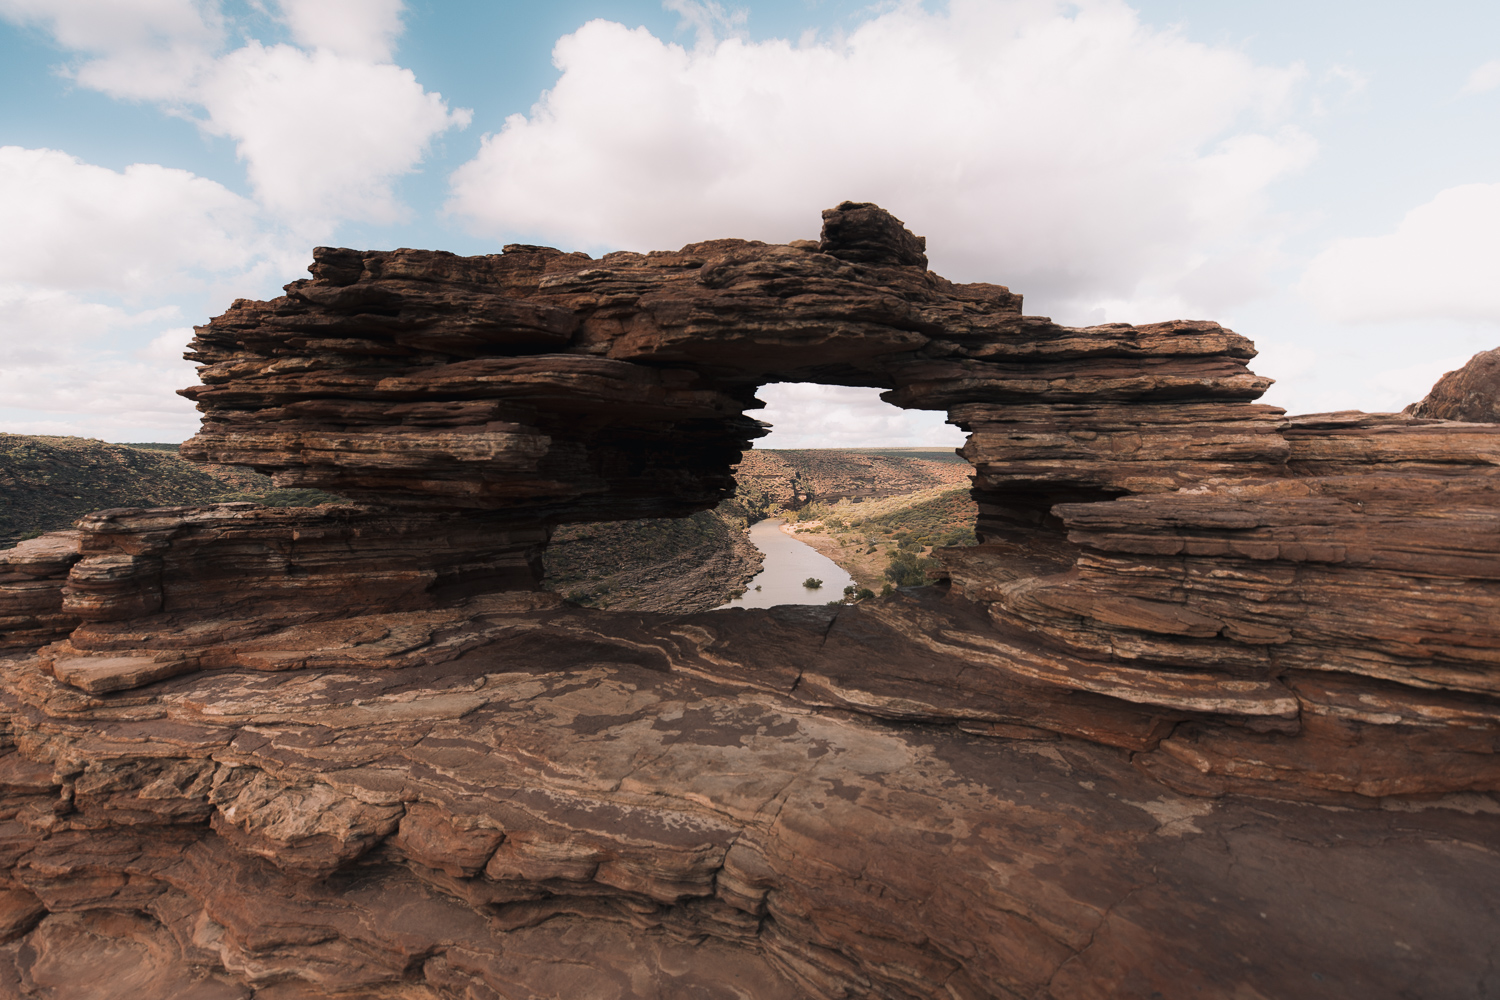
[716,518,856,609]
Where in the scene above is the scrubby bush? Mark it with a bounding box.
[803,577,823,589]
[884,550,939,588]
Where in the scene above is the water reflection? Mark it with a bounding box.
[717,518,855,610]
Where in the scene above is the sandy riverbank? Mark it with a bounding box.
[780,520,891,591]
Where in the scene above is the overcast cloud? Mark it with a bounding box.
[1300,182,1500,325]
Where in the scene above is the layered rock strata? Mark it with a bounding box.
[0,533,81,649]
[177,202,1265,519]
[0,203,1496,998]
[1,599,1494,999]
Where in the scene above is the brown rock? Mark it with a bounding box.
[0,203,1495,998]
[818,199,929,268]
[0,888,44,943]
[0,531,82,649]
[50,653,194,694]
[1405,345,1500,422]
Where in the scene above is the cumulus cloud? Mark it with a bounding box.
[0,0,223,100]
[0,286,176,365]
[663,0,747,50]
[1300,183,1500,325]
[0,287,201,439]
[277,0,404,61]
[0,352,202,439]
[0,148,277,440]
[0,0,467,440]
[197,42,469,223]
[448,0,1312,320]
[0,145,280,294]
[0,0,466,228]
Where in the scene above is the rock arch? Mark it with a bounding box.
[0,202,1495,998]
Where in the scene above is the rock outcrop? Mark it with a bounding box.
[1405,346,1500,422]
[542,506,763,611]
[0,203,1495,998]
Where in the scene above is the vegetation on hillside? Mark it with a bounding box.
[731,448,970,518]
[538,450,976,609]
[0,434,341,547]
[778,483,979,593]
[1,435,979,610]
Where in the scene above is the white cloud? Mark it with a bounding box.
[0,145,300,444]
[0,286,177,365]
[277,0,403,61]
[1308,63,1370,117]
[0,0,472,442]
[448,0,1312,320]
[142,326,196,362]
[754,384,966,449]
[0,146,281,295]
[0,0,467,228]
[1460,58,1500,97]
[1322,64,1369,95]
[1364,353,1475,413]
[0,294,201,440]
[1300,183,1500,325]
[0,353,201,439]
[0,0,223,100]
[197,42,470,224]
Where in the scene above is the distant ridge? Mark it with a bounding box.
[0,433,339,546]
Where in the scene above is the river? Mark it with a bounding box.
[716,518,855,610]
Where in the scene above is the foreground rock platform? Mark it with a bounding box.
[0,203,1496,998]
[2,591,1497,999]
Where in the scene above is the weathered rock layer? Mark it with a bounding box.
[0,203,1496,998]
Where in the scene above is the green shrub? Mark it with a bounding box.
[803,577,823,589]
[883,550,938,588]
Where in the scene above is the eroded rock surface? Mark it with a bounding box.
[1406,346,1500,423]
[0,203,1495,998]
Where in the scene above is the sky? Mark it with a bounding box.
[1,0,1497,449]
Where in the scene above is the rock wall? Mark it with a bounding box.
[0,203,1496,999]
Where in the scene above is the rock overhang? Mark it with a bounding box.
[0,201,1495,999]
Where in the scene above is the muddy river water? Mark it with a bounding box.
[716,518,855,610]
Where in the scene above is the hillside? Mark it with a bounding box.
[784,484,978,592]
[540,449,975,608]
[1,436,976,608]
[542,502,762,612]
[731,448,970,516]
[0,434,339,547]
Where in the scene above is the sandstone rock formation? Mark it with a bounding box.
[542,506,763,611]
[1405,345,1500,422]
[0,202,1495,998]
